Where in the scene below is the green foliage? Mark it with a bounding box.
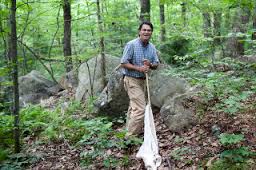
[210,146,255,170]
[159,36,190,65]
[0,152,40,170]
[85,96,97,114]
[219,133,244,146]
[168,56,256,115]
[0,149,9,163]
[209,133,255,170]
[170,147,191,161]
[19,100,85,142]
[79,118,142,168]
[20,105,50,136]
[0,113,14,147]
[220,147,254,163]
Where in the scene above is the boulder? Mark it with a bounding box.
[75,54,120,101]
[94,64,198,132]
[93,70,128,116]
[160,92,197,132]
[59,70,78,90]
[19,70,58,106]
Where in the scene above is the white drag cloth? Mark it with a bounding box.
[136,103,162,170]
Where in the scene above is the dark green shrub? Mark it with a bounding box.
[159,36,190,65]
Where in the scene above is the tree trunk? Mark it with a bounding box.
[252,6,256,40]
[181,2,187,27]
[213,11,222,46]
[0,11,7,60]
[63,0,72,72]
[96,0,107,87]
[159,2,165,42]
[8,0,20,153]
[202,12,212,38]
[140,0,150,22]
[224,9,231,35]
[226,7,250,58]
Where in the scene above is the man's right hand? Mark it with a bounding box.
[137,65,149,73]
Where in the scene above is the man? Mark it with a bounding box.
[120,21,159,137]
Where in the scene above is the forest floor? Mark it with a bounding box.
[23,92,256,170]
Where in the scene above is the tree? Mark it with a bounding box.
[252,6,256,40]
[96,0,106,87]
[8,0,20,153]
[226,7,251,58]
[63,0,72,72]
[140,0,150,22]
[213,11,222,46]
[202,12,212,38]
[159,1,166,42]
[181,2,187,27]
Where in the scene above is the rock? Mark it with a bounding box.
[160,93,197,132]
[75,54,120,101]
[93,69,128,116]
[94,64,199,132]
[58,70,78,90]
[19,70,57,106]
[211,124,221,137]
[149,65,189,108]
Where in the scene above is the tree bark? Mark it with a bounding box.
[63,0,72,72]
[224,9,231,35]
[252,6,256,40]
[8,0,20,153]
[226,7,250,58]
[159,2,165,42]
[96,0,106,87]
[140,0,150,22]
[181,2,187,27]
[0,9,7,61]
[202,12,212,38]
[213,11,222,46]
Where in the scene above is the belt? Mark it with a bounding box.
[124,75,145,80]
[135,77,146,80]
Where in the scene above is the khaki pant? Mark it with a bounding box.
[124,76,146,136]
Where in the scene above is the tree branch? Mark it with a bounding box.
[17,39,59,84]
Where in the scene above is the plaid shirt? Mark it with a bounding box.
[121,38,159,78]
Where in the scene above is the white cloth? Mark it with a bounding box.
[136,104,161,170]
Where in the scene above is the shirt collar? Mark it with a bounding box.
[137,37,149,47]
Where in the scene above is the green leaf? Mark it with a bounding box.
[219,133,244,146]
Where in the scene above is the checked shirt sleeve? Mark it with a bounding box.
[121,43,133,64]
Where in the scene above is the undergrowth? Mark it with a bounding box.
[167,57,256,115]
[0,99,141,169]
[1,57,256,169]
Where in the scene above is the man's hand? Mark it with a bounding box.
[143,59,151,67]
[138,65,149,73]
[143,59,158,70]
[121,63,149,73]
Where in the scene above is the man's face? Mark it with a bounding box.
[139,24,152,43]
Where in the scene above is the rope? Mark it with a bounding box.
[145,72,151,105]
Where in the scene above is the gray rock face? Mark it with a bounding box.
[19,70,57,106]
[94,64,198,132]
[75,54,120,101]
[59,70,78,90]
[93,70,129,117]
[149,65,189,108]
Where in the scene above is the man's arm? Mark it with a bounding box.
[121,63,149,73]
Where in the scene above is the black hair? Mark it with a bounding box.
[138,21,153,31]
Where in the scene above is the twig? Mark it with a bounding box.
[136,162,143,170]
[17,39,58,84]
[166,157,173,170]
